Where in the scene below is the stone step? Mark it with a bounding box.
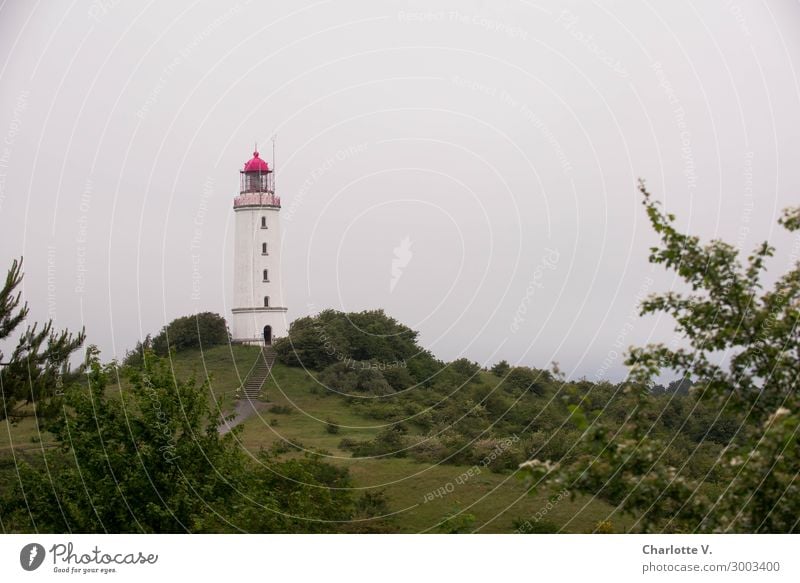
[239,346,278,400]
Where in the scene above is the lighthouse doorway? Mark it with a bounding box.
[263,325,272,345]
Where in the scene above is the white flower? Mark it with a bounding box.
[519,459,559,473]
[765,407,791,428]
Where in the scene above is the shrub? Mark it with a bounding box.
[437,510,476,533]
[345,490,395,533]
[319,361,394,396]
[270,405,294,415]
[408,436,449,463]
[449,358,482,379]
[275,309,424,371]
[355,367,394,395]
[318,362,358,393]
[382,365,415,390]
[504,367,545,395]
[135,312,229,360]
[350,428,408,458]
[490,360,511,377]
[338,437,359,450]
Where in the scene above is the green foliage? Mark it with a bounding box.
[123,334,153,367]
[318,361,395,396]
[667,377,692,395]
[0,258,85,421]
[504,366,546,395]
[0,348,355,533]
[437,509,477,533]
[345,489,395,533]
[274,309,441,383]
[350,427,409,458]
[491,360,511,376]
[222,452,354,533]
[125,312,229,364]
[449,358,482,379]
[522,181,800,533]
[270,405,294,415]
[3,347,241,532]
[381,365,415,390]
[5,343,651,533]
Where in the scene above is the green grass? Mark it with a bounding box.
[332,456,626,533]
[165,343,263,402]
[0,415,51,453]
[236,363,383,454]
[0,345,629,533]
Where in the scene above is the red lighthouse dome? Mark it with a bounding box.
[243,151,270,173]
[239,148,275,195]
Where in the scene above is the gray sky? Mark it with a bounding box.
[1,0,799,381]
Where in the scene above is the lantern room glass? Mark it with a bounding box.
[240,170,274,194]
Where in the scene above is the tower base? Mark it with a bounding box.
[231,307,288,345]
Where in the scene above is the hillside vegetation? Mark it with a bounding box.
[2,185,797,533]
[2,342,627,533]
[0,309,747,534]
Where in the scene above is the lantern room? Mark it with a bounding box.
[240,150,274,194]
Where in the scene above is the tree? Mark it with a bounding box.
[148,312,229,357]
[274,309,441,382]
[122,334,152,367]
[491,360,511,377]
[449,358,482,379]
[667,377,692,396]
[504,366,546,396]
[522,181,800,533]
[0,258,84,421]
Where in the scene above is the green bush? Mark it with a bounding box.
[449,358,482,379]
[350,428,408,458]
[490,360,511,376]
[125,313,229,365]
[274,309,442,383]
[504,367,545,395]
[270,405,294,415]
[338,437,359,450]
[382,365,415,390]
[318,361,395,396]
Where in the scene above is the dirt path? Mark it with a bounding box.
[219,399,270,435]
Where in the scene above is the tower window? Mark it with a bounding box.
[264,296,270,307]
[261,216,267,229]
[261,243,268,255]
[263,269,269,282]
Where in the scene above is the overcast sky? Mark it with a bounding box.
[1,0,799,381]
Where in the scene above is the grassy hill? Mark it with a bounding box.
[1,344,625,533]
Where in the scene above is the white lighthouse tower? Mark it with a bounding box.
[231,148,288,345]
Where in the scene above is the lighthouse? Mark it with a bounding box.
[231,149,288,345]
